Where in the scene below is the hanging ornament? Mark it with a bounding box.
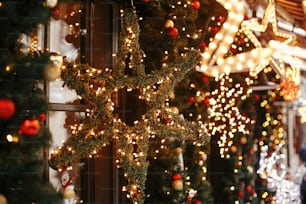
[191,0,200,10]
[172,180,183,190]
[44,53,63,81]
[172,173,183,190]
[45,0,58,8]
[199,42,207,51]
[237,191,244,198]
[19,118,40,136]
[167,27,179,38]
[245,185,252,192]
[164,19,174,29]
[52,8,60,19]
[188,97,195,104]
[61,170,76,199]
[39,113,46,122]
[0,98,15,120]
[194,200,202,204]
[0,194,7,204]
[217,15,225,23]
[239,136,247,144]
[201,97,210,106]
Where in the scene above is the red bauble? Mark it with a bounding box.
[142,0,149,2]
[254,94,260,101]
[230,47,236,53]
[168,27,179,38]
[19,119,40,136]
[245,185,252,192]
[172,173,182,181]
[188,97,195,104]
[217,16,225,23]
[52,8,60,19]
[199,42,207,50]
[211,27,219,34]
[237,191,244,198]
[0,98,15,120]
[191,1,200,10]
[201,75,208,83]
[194,200,202,204]
[39,113,46,122]
[202,98,210,106]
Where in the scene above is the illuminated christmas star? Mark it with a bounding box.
[207,74,254,157]
[241,0,296,77]
[49,8,208,204]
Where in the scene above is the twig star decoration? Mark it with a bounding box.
[49,8,208,204]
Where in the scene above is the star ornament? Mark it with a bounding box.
[197,0,246,77]
[49,8,207,203]
[241,0,296,77]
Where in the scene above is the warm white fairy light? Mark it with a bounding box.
[207,74,254,157]
[240,0,296,78]
[197,0,245,76]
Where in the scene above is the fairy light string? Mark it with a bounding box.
[49,7,208,204]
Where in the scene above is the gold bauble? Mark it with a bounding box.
[230,145,237,153]
[0,194,7,204]
[172,180,183,190]
[164,19,174,28]
[175,147,182,154]
[44,64,61,81]
[63,188,75,199]
[240,136,247,144]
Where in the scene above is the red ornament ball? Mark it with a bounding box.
[199,42,207,51]
[201,75,208,83]
[0,98,15,120]
[191,1,200,10]
[194,200,202,204]
[19,118,40,136]
[217,15,225,23]
[39,113,46,122]
[237,191,244,198]
[172,173,182,181]
[211,27,219,34]
[245,185,252,192]
[52,8,60,19]
[202,98,210,106]
[188,97,195,104]
[254,94,260,101]
[168,27,179,38]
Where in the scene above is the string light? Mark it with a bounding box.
[241,0,296,78]
[207,74,254,157]
[197,0,245,76]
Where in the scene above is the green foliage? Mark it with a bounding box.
[0,0,62,203]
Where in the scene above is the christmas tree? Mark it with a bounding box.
[0,0,62,203]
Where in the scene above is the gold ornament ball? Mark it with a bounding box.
[175,147,182,154]
[172,180,183,190]
[230,145,237,153]
[240,136,247,144]
[63,188,75,199]
[0,194,7,204]
[44,64,62,81]
[170,107,179,114]
[164,19,174,28]
[45,0,58,8]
